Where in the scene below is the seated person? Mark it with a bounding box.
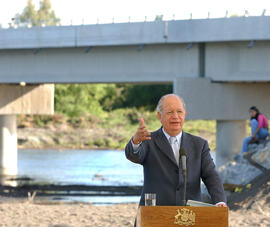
[241,106,269,154]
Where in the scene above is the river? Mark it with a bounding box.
[1,149,215,204]
[18,149,143,186]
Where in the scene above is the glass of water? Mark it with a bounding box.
[145,193,156,206]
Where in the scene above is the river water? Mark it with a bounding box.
[15,149,142,204]
[2,149,215,204]
[18,149,143,186]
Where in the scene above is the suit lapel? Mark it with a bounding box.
[180,131,190,162]
[154,128,178,167]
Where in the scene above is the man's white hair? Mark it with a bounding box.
[156,94,186,113]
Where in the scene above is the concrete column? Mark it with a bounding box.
[0,115,17,175]
[216,120,246,167]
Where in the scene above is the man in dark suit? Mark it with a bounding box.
[125,94,226,207]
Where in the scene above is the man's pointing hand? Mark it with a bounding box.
[132,118,151,144]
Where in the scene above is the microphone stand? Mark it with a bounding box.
[180,148,187,206]
[183,169,187,206]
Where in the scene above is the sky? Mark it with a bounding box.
[1,0,270,27]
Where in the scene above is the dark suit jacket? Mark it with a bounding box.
[125,128,226,206]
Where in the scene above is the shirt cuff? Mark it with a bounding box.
[131,139,142,153]
[215,202,226,206]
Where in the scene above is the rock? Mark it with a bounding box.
[39,135,55,145]
[251,146,270,170]
[218,158,262,185]
[218,139,270,186]
[92,174,107,181]
[27,136,42,147]
[18,138,27,145]
[17,121,32,128]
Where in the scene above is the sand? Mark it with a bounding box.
[0,200,269,227]
[227,175,270,227]
[0,201,138,227]
[230,206,270,227]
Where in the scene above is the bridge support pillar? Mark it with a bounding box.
[0,115,17,175]
[216,120,246,167]
[0,84,54,184]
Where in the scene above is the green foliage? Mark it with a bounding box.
[54,84,107,117]
[183,120,215,134]
[37,0,60,26]
[98,84,125,111]
[118,84,172,111]
[93,138,105,147]
[14,0,37,26]
[33,115,53,127]
[14,0,60,27]
[105,138,119,149]
[34,116,45,127]
[54,84,172,117]
[155,15,164,21]
[234,186,243,193]
[183,120,216,150]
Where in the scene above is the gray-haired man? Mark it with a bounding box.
[125,94,226,207]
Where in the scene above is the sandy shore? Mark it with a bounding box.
[0,201,138,227]
[0,200,270,227]
[230,206,270,227]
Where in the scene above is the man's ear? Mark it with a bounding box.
[157,112,162,121]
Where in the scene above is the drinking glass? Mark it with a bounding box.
[144,193,156,206]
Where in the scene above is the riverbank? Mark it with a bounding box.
[17,113,217,150]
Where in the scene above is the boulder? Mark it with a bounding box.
[218,158,262,185]
[218,140,270,186]
[251,141,270,170]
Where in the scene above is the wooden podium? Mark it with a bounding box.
[136,206,228,227]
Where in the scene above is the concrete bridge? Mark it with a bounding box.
[1,16,270,175]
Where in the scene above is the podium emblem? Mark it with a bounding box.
[174,208,195,226]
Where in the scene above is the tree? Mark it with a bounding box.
[54,84,118,117]
[14,0,60,27]
[118,84,172,111]
[155,15,163,21]
[37,0,60,26]
[14,0,38,26]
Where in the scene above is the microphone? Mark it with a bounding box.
[179,148,187,206]
[180,148,187,172]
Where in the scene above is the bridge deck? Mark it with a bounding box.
[0,16,270,50]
